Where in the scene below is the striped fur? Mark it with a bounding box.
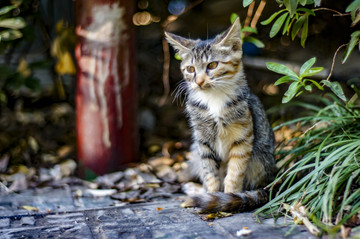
[166,18,276,212]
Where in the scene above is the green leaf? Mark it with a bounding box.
[0,29,22,41]
[243,0,254,8]
[342,31,360,63]
[230,13,239,24]
[11,0,23,7]
[283,81,301,103]
[282,15,291,35]
[0,64,14,80]
[0,5,16,15]
[274,75,298,86]
[304,84,312,91]
[0,17,26,29]
[307,79,324,90]
[301,14,309,47]
[270,12,289,38]
[299,57,316,76]
[314,0,321,7]
[321,80,347,101]
[284,0,298,17]
[25,77,41,91]
[302,67,324,77]
[266,62,298,78]
[243,36,265,48]
[346,0,360,13]
[299,0,307,6]
[261,10,287,25]
[291,15,306,40]
[351,84,360,99]
[346,0,360,24]
[295,90,304,97]
[0,90,7,104]
[174,53,182,61]
[241,26,258,34]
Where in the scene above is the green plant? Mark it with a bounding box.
[252,0,360,236]
[261,0,360,49]
[256,92,360,235]
[266,57,346,103]
[0,1,26,43]
[0,0,47,104]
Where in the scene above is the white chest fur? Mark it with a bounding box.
[191,89,236,160]
[192,89,229,118]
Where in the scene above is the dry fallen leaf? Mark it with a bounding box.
[17,58,31,78]
[55,51,76,75]
[201,211,233,221]
[21,205,39,212]
[283,203,321,237]
[148,157,174,168]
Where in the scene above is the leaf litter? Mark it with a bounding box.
[0,100,194,205]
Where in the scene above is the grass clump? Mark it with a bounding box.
[256,92,360,235]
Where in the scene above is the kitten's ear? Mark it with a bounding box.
[165,32,196,54]
[215,17,242,51]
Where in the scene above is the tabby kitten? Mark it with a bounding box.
[165,18,276,212]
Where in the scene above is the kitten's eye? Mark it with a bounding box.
[207,61,218,70]
[186,66,195,73]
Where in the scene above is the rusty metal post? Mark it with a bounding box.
[75,0,137,176]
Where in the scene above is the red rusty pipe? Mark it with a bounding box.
[75,0,138,176]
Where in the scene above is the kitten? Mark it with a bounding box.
[165,18,276,212]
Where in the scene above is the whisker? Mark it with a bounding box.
[172,81,188,106]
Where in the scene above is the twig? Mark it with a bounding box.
[314,8,350,17]
[244,2,255,29]
[243,0,266,38]
[159,37,171,106]
[283,203,321,237]
[302,121,326,137]
[159,0,204,106]
[250,0,266,29]
[325,43,348,82]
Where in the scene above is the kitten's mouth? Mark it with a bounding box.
[197,84,212,90]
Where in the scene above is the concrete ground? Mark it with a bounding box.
[0,187,316,239]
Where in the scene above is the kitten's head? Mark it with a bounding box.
[165,18,244,93]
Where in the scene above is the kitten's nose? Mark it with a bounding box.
[196,75,206,87]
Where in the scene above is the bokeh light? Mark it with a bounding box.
[168,0,186,16]
[138,0,149,10]
[133,11,152,26]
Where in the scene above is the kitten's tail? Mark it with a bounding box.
[183,189,269,212]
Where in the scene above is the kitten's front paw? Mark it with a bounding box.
[205,175,220,193]
[224,178,243,193]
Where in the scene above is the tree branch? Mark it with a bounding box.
[325,43,348,82]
